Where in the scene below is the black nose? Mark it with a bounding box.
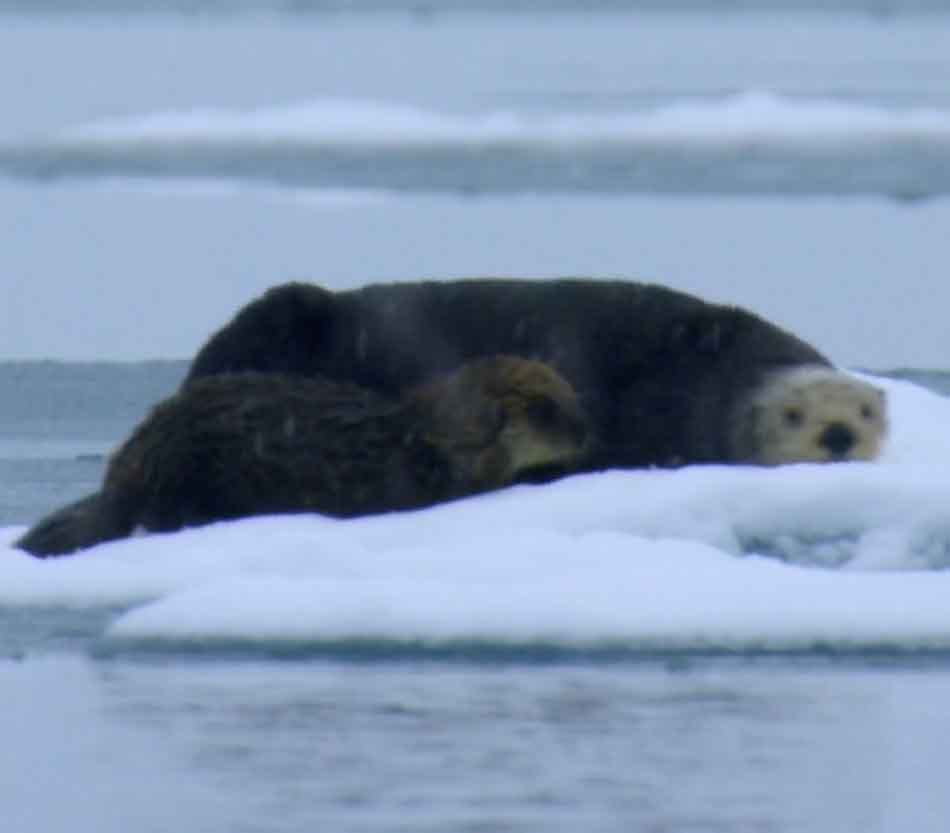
[819,422,856,457]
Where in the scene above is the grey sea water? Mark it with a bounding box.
[4,5,950,831]
[0,361,185,526]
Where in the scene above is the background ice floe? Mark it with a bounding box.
[5,92,950,198]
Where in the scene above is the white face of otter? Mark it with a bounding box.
[737,365,888,466]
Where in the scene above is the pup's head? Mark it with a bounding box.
[419,355,590,486]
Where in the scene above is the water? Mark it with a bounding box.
[0,362,185,526]
[8,654,950,833]
[5,4,950,830]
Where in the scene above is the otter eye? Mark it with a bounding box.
[860,403,875,420]
[783,407,804,428]
[526,397,558,425]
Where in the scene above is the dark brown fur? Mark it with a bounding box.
[16,357,587,557]
[187,278,831,469]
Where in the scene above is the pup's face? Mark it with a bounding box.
[443,356,590,486]
[743,366,888,465]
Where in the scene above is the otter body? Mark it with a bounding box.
[17,278,889,558]
[17,356,587,557]
[187,278,885,469]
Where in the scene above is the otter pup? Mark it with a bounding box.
[17,356,588,557]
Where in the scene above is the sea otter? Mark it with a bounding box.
[17,356,588,557]
[731,364,887,465]
[185,278,888,469]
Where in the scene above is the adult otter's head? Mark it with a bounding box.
[413,355,590,487]
[732,365,888,465]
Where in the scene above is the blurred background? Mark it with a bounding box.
[2,0,949,369]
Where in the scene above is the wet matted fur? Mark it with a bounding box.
[17,356,588,557]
